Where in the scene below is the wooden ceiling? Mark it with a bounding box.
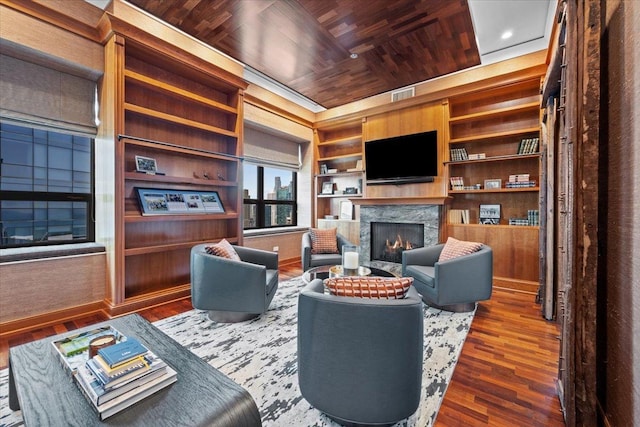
[128,0,480,109]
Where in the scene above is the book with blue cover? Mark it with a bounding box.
[98,337,149,368]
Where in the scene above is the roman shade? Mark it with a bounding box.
[243,125,300,170]
[0,54,97,136]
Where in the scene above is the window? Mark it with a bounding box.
[243,163,297,229]
[0,122,94,248]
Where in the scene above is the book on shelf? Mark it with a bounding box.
[77,364,177,420]
[448,209,470,224]
[449,147,468,161]
[449,176,465,190]
[517,137,540,155]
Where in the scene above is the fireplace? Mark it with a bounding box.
[358,203,440,271]
[370,222,424,263]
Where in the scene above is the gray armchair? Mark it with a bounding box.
[402,243,493,312]
[190,243,278,322]
[297,279,423,426]
[301,231,354,271]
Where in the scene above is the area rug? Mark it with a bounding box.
[0,276,475,427]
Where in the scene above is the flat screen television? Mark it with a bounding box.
[364,130,438,185]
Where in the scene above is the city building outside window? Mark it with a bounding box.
[243,163,297,229]
[0,122,94,248]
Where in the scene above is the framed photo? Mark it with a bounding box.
[484,179,502,190]
[479,204,501,225]
[135,155,158,174]
[339,200,353,220]
[321,182,334,194]
[136,188,224,215]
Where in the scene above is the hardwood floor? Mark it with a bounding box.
[0,262,564,426]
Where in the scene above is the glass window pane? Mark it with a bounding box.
[264,204,293,227]
[263,167,294,201]
[243,164,258,199]
[243,203,257,228]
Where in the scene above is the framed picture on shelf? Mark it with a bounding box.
[339,200,354,220]
[136,188,225,215]
[321,182,334,194]
[483,178,502,190]
[135,155,158,174]
[479,204,501,225]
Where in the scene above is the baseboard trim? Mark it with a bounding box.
[0,301,108,339]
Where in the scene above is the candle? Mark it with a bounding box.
[344,251,359,269]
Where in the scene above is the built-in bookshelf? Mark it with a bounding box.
[102,34,247,314]
[445,77,543,292]
[313,120,364,227]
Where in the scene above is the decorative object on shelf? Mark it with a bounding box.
[483,179,502,190]
[341,245,360,276]
[321,182,334,194]
[339,200,354,220]
[327,168,338,174]
[135,155,162,175]
[468,153,486,160]
[479,204,501,225]
[320,164,328,174]
[347,159,363,172]
[344,187,358,194]
[136,188,225,215]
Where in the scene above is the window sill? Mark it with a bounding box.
[0,243,106,263]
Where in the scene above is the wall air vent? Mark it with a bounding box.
[391,87,415,102]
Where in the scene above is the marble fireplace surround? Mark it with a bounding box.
[353,197,448,272]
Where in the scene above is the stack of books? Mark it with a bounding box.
[53,327,177,420]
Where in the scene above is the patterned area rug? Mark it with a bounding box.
[0,276,474,427]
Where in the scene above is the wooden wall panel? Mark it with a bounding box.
[244,230,306,265]
[363,101,448,198]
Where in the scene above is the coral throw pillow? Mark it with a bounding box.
[438,237,483,261]
[204,239,241,261]
[310,228,339,254]
[324,276,413,299]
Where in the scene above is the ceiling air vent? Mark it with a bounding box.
[391,87,415,102]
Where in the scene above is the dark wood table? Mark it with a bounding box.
[9,314,262,426]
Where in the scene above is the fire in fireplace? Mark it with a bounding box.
[370,222,424,263]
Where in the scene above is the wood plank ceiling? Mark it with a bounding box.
[128,0,480,109]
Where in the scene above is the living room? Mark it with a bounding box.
[0,1,638,426]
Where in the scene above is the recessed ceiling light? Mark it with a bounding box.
[501,30,513,40]
[350,53,358,59]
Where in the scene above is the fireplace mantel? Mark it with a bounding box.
[351,196,451,206]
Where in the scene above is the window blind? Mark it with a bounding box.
[243,126,300,170]
[0,54,97,136]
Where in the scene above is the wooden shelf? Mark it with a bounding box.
[124,212,239,222]
[316,171,364,178]
[124,237,239,257]
[449,187,540,194]
[447,223,539,230]
[125,172,237,187]
[449,127,540,144]
[123,139,239,161]
[317,134,362,146]
[125,70,238,115]
[317,152,362,163]
[445,153,541,165]
[125,103,238,138]
[448,102,540,123]
[317,193,363,199]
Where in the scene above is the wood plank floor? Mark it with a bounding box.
[0,263,565,426]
